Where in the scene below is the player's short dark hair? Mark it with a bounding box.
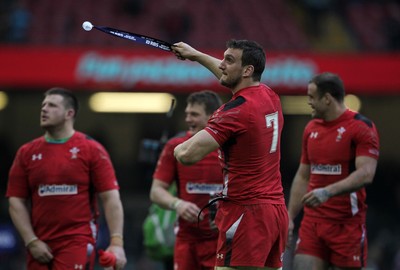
[44,87,79,118]
[226,39,266,82]
[187,90,222,115]
[309,72,345,102]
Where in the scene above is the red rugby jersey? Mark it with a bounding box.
[301,109,380,223]
[205,84,286,205]
[153,131,223,239]
[6,131,119,241]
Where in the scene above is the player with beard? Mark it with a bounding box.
[6,88,127,270]
[172,40,288,270]
[287,72,379,270]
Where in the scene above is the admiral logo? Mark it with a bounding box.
[38,184,78,196]
[311,164,342,175]
[186,183,223,194]
[216,253,224,259]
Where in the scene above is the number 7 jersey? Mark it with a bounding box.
[205,84,285,205]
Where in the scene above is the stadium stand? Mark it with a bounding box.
[1,0,398,52]
[346,1,400,51]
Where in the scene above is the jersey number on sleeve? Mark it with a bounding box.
[265,112,279,153]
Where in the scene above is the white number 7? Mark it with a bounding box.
[265,112,279,153]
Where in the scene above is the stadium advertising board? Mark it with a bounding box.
[1,47,399,94]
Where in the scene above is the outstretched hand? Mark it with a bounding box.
[171,42,200,61]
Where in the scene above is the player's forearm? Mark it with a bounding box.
[100,191,124,245]
[174,130,218,165]
[174,141,197,165]
[288,176,309,220]
[194,52,223,79]
[100,192,128,269]
[173,42,222,79]
[325,171,371,197]
[325,157,377,197]
[150,182,177,210]
[8,197,37,245]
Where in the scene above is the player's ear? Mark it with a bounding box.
[243,65,254,78]
[66,109,76,119]
[324,93,333,105]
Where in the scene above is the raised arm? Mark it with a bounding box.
[172,42,223,79]
[174,129,219,165]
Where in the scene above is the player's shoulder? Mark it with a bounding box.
[222,95,246,112]
[18,136,45,151]
[305,118,322,129]
[350,111,375,128]
[74,131,95,142]
[222,84,280,112]
[261,83,280,99]
[73,131,106,148]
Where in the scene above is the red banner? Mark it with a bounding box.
[1,46,399,95]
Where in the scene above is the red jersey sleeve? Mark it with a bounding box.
[152,139,178,185]
[300,122,312,165]
[89,141,119,192]
[205,103,246,146]
[354,122,380,159]
[6,145,30,198]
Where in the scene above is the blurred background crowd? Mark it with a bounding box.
[1,0,400,51]
[0,0,399,269]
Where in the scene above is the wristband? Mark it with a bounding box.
[25,236,39,248]
[170,198,182,210]
[110,233,124,247]
[110,233,123,240]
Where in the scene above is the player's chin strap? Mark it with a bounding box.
[197,195,228,235]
